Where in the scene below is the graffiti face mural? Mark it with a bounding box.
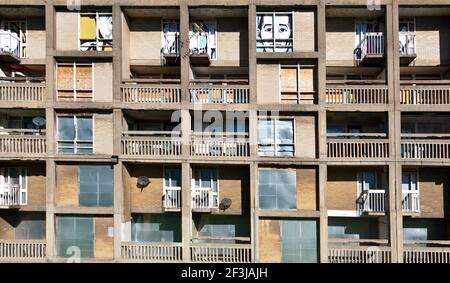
[256,13,293,52]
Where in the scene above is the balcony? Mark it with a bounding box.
[327,133,389,159]
[121,131,181,157]
[189,80,249,104]
[191,188,218,210]
[0,129,46,156]
[190,243,252,263]
[190,132,249,159]
[326,83,388,105]
[0,31,21,63]
[121,80,181,104]
[401,134,450,160]
[328,238,391,263]
[354,32,384,66]
[163,187,181,210]
[404,241,450,263]
[402,190,420,214]
[400,83,450,105]
[121,242,182,262]
[0,78,45,103]
[0,239,46,261]
[0,184,24,208]
[357,189,386,214]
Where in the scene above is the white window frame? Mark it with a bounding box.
[57,115,94,154]
[161,19,180,54]
[189,20,217,60]
[0,167,27,205]
[78,10,113,51]
[191,167,219,208]
[258,118,296,157]
[399,18,416,55]
[256,11,294,53]
[3,19,27,58]
[56,62,94,102]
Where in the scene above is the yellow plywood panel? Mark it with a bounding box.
[94,217,114,260]
[56,164,79,207]
[259,219,281,263]
[57,65,74,90]
[280,67,298,93]
[75,65,92,91]
[80,15,96,40]
[300,67,314,93]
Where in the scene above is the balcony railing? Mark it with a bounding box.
[190,243,252,263]
[0,184,23,207]
[328,245,391,263]
[191,188,218,209]
[190,133,250,158]
[327,133,389,159]
[358,189,386,213]
[163,187,181,210]
[354,32,384,65]
[0,31,21,59]
[190,80,249,104]
[0,240,46,261]
[402,190,420,213]
[326,84,388,104]
[121,80,181,104]
[121,242,182,262]
[404,241,450,263]
[121,131,181,157]
[400,84,450,105]
[0,129,46,155]
[0,80,45,102]
[401,134,450,159]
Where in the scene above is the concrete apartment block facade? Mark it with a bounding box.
[0,0,450,263]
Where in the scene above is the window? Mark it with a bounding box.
[256,12,293,52]
[190,21,217,59]
[281,219,317,263]
[57,116,93,154]
[2,20,27,58]
[79,11,112,51]
[131,214,181,242]
[258,119,295,157]
[0,167,27,205]
[162,20,180,54]
[193,215,249,244]
[192,168,219,208]
[402,171,418,192]
[57,63,93,101]
[79,165,113,207]
[56,216,94,258]
[15,218,45,240]
[259,169,296,210]
[164,167,181,189]
[399,18,415,55]
[357,171,379,193]
[280,65,316,104]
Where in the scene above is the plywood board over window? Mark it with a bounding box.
[57,63,93,102]
[280,64,316,104]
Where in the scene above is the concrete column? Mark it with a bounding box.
[181,161,191,262]
[113,109,123,261]
[248,4,257,106]
[317,1,326,105]
[45,3,55,103]
[249,162,258,262]
[319,163,328,263]
[395,162,404,262]
[318,110,327,159]
[180,2,190,106]
[45,159,56,260]
[112,4,123,102]
[388,163,398,262]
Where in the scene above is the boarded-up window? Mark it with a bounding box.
[281,219,317,262]
[79,165,113,207]
[57,63,93,102]
[259,169,296,210]
[280,65,316,104]
[56,216,94,258]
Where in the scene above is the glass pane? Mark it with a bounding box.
[281,219,317,263]
[402,172,410,191]
[258,120,274,144]
[364,172,377,190]
[276,120,294,144]
[56,216,94,258]
[58,116,75,140]
[201,169,211,189]
[77,117,93,140]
